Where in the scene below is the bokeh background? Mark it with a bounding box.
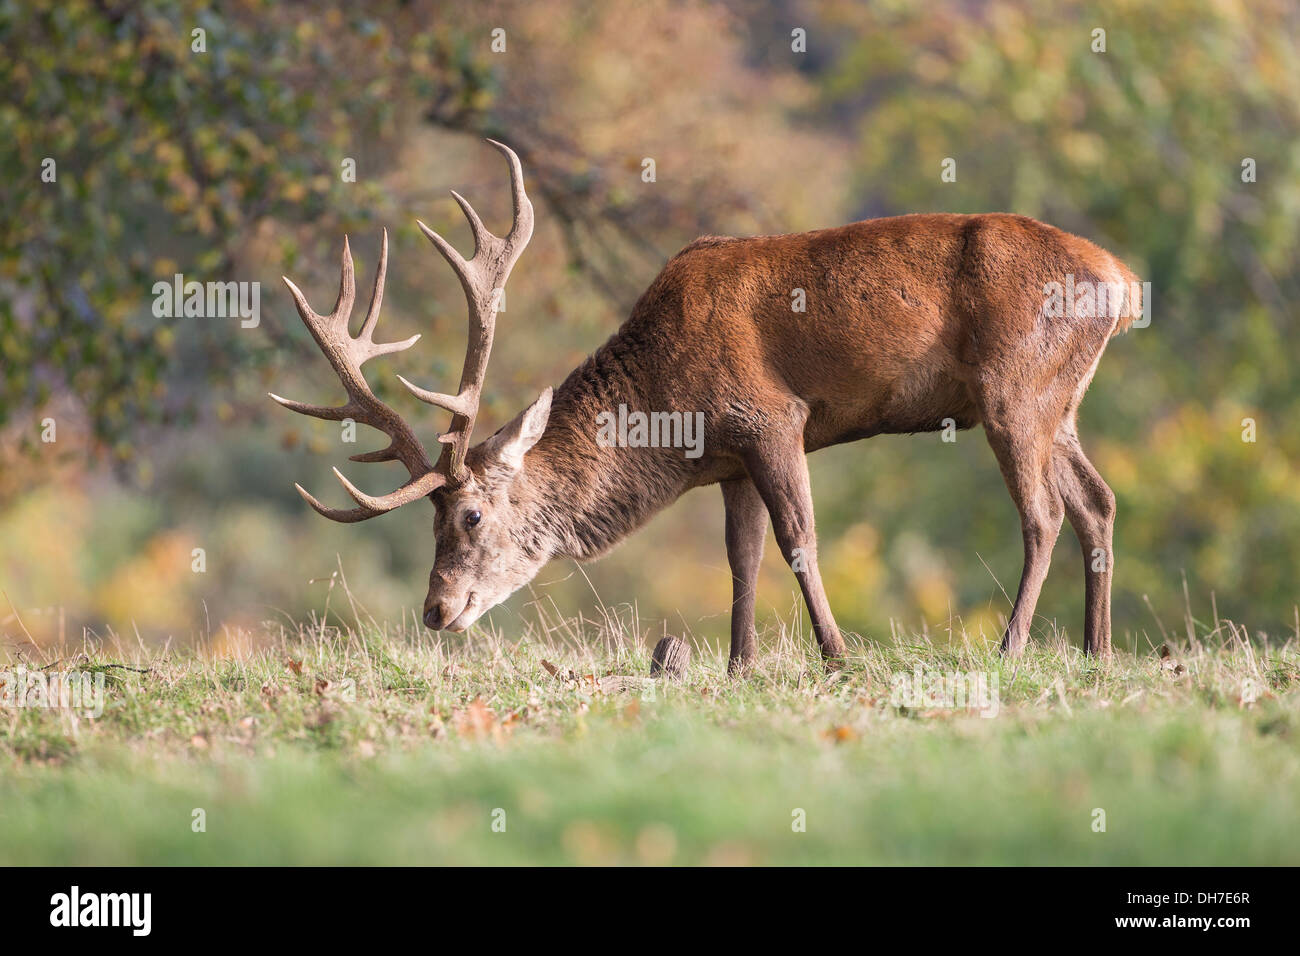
[3,0,1298,655]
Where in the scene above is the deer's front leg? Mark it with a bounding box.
[722,476,768,676]
[744,444,847,665]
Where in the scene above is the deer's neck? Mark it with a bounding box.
[524,335,694,561]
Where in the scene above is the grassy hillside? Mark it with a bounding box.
[2,598,1297,866]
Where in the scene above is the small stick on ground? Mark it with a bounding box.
[650,636,690,679]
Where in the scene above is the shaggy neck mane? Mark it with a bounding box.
[520,334,695,561]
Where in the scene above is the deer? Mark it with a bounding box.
[272,139,1143,674]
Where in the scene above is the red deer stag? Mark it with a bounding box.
[273,140,1142,672]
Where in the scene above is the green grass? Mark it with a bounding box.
[2,603,1298,865]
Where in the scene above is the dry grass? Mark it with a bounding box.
[1,589,1297,864]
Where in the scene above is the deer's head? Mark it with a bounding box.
[422,387,553,630]
[271,140,552,632]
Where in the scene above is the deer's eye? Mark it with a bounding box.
[464,509,482,529]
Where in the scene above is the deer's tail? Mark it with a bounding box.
[1109,257,1146,336]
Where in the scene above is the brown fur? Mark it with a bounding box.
[422,213,1137,668]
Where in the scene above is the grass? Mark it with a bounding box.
[1,596,1298,865]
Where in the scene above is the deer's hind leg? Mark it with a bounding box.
[1052,425,1116,658]
[983,419,1065,656]
[977,318,1111,656]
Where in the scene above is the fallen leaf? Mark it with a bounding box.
[1158,644,1186,676]
[285,658,303,675]
[452,696,499,739]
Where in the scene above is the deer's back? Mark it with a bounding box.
[609,213,1135,453]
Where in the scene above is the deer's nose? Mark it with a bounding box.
[423,603,448,630]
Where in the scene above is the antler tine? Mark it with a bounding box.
[357,227,388,342]
[393,373,475,418]
[353,231,420,363]
[486,137,535,250]
[402,139,535,481]
[417,217,470,282]
[268,390,351,422]
[330,235,357,324]
[272,231,445,522]
[293,483,384,524]
[449,190,488,258]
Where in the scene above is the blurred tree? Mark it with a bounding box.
[0,0,499,471]
[1,1,845,474]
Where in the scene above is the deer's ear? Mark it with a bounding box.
[480,387,552,473]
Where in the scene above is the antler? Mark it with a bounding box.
[271,229,446,522]
[272,139,534,521]
[398,139,535,483]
